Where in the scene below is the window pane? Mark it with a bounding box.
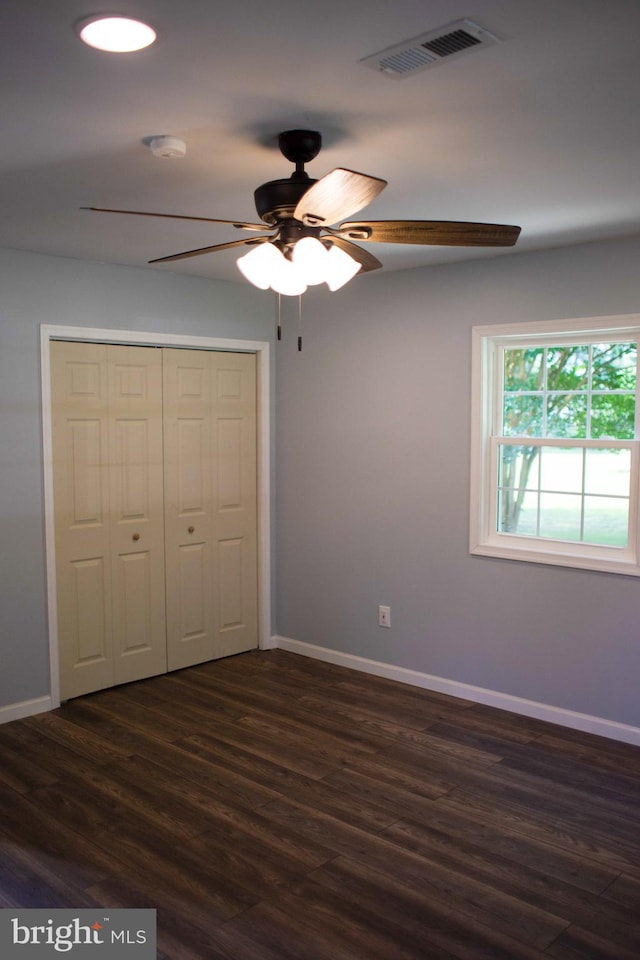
[583,496,628,546]
[539,492,582,540]
[503,395,543,436]
[591,342,636,391]
[591,393,635,439]
[584,448,631,496]
[539,447,583,493]
[546,345,589,391]
[503,348,544,391]
[498,445,540,489]
[546,394,587,438]
[497,488,538,535]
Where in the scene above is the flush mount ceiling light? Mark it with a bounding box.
[76,15,157,52]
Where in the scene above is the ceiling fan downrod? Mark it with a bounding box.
[254,130,322,224]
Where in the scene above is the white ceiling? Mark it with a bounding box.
[2,0,640,285]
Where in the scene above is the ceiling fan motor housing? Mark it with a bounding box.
[255,129,322,224]
[254,175,317,225]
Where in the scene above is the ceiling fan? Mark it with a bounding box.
[86,129,521,295]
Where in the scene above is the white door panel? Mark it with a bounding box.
[165,349,257,668]
[51,342,113,699]
[107,346,166,685]
[52,342,257,697]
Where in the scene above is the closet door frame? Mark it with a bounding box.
[40,324,271,709]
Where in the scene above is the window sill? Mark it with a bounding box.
[471,540,640,576]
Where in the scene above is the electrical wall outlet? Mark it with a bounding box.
[378,604,391,628]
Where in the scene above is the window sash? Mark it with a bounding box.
[470,315,640,575]
[497,341,637,441]
[486,436,639,562]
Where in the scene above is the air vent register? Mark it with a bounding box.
[360,19,501,79]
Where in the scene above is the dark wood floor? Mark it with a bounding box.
[1,650,640,959]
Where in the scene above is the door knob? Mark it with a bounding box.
[132,533,140,541]
[188,526,195,533]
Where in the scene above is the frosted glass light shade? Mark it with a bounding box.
[270,258,308,296]
[292,236,329,285]
[237,238,359,295]
[238,242,307,295]
[325,245,362,291]
[237,242,284,289]
[77,16,157,52]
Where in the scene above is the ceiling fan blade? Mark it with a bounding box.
[338,220,521,247]
[328,236,382,273]
[83,207,270,232]
[294,168,387,227]
[149,236,271,264]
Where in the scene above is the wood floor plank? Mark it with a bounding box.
[440,786,640,880]
[494,742,640,809]
[294,691,449,746]
[302,677,466,730]
[170,716,337,780]
[86,871,268,960]
[0,738,60,793]
[129,670,249,723]
[232,877,460,960]
[308,855,551,960]
[381,818,640,950]
[0,836,100,909]
[259,796,568,949]
[330,668,475,709]
[94,817,259,923]
[21,709,132,763]
[335,741,460,798]
[0,792,117,890]
[601,870,640,909]
[434,749,640,848]
[533,728,640,777]
[546,924,640,960]
[382,799,618,895]
[118,745,285,813]
[0,648,639,960]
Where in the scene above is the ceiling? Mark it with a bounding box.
[2,0,640,286]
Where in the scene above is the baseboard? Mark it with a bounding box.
[271,635,640,747]
[0,695,53,725]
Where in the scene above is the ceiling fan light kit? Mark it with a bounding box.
[237,236,358,296]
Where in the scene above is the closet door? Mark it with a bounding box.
[163,349,214,669]
[52,341,167,700]
[107,345,167,686]
[52,342,113,699]
[163,349,258,669]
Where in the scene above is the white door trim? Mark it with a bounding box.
[40,324,271,709]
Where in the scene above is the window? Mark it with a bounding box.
[470,316,640,575]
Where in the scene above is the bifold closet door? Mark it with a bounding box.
[51,341,167,700]
[163,349,258,670]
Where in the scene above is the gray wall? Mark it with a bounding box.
[3,237,640,730]
[276,236,640,728]
[0,247,273,709]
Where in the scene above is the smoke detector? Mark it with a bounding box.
[360,19,501,79]
[148,136,187,159]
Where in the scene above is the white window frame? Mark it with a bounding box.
[470,314,640,576]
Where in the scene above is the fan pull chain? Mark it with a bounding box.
[275,293,282,341]
[297,294,303,352]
